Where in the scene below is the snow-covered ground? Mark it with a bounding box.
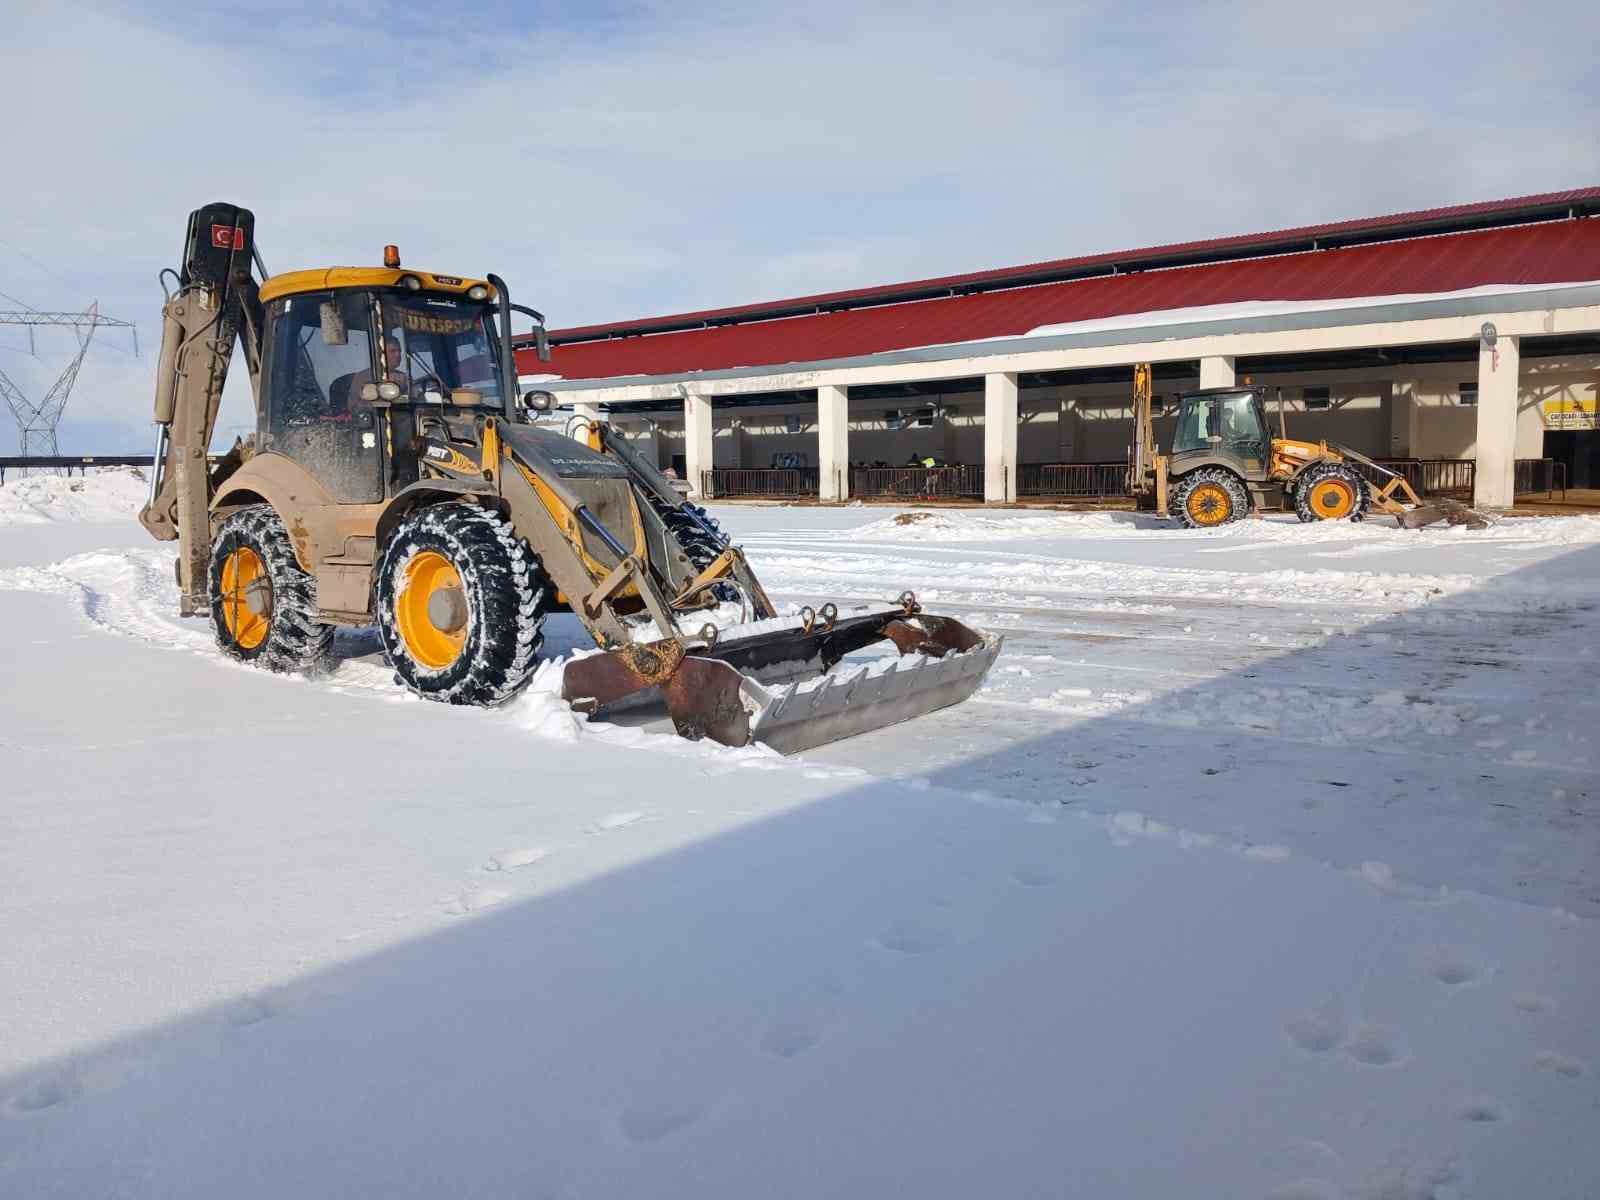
[2,471,1597,1199]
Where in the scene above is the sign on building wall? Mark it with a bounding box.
[1541,395,1599,430]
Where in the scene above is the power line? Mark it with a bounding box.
[0,235,78,291]
[0,301,138,463]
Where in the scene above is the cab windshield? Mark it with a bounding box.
[380,294,505,413]
[1172,391,1266,455]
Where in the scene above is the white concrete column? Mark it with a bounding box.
[1473,334,1521,509]
[684,390,714,499]
[1386,380,1415,457]
[627,419,661,469]
[984,371,1019,504]
[570,399,601,433]
[1515,391,1546,459]
[1199,356,1236,389]
[817,383,850,501]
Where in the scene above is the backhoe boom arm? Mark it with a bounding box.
[140,203,263,615]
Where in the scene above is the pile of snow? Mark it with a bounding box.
[851,507,1600,547]
[0,466,148,526]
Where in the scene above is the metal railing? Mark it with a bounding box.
[0,455,161,485]
[851,465,984,500]
[1514,458,1567,499]
[1366,458,1567,500]
[701,467,819,498]
[1368,458,1476,498]
[1018,462,1131,498]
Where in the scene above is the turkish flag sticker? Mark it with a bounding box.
[211,224,243,250]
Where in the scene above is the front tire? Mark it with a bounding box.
[1171,467,1248,529]
[1295,463,1369,523]
[376,503,549,706]
[208,504,334,673]
[651,496,736,600]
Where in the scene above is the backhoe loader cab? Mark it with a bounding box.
[138,203,1001,752]
[1169,387,1272,474]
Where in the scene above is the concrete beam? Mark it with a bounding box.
[817,383,850,501]
[1473,334,1520,510]
[549,302,1600,407]
[684,390,714,499]
[1199,356,1236,389]
[984,372,1019,503]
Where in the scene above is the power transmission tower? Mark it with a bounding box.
[0,302,138,462]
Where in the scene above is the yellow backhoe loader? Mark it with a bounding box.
[1126,364,1485,529]
[138,203,1000,753]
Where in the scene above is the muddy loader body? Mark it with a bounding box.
[138,204,1000,752]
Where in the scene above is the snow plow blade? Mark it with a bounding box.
[561,608,1003,754]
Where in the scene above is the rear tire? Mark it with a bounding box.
[376,503,549,706]
[208,504,334,673]
[1171,468,1248,529]
[1295,463,1369,523]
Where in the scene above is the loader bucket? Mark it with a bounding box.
[561,607,1002,754]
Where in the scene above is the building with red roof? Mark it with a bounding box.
[515,189,1600,509]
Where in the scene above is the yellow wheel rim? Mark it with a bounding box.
[396,550,468,670]
[1309,478,1356,519]
[219,547,270,650]
[1186,483,1232,527]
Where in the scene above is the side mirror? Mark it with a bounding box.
[535,325,550,363]
[522,389,556,413]
[319,301,348,346]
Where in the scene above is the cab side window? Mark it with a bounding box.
[265,291,374,433]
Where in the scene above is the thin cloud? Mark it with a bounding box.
[1,0,1595,451]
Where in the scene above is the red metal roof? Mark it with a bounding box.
[520,202,1600,384]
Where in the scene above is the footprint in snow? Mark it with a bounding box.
[1284,1001,1345,1054]
[1012,865,1057,888]
[485,846,549,872]
[1426,950,1485,987]
[224,995,275,1027]
[441,887,510,916]
[1267,1180,1341,1200]
[1513,992,1554,1014]
[1455,1096,1507,1123]
[875,920,944,956]
[618,1102,703,1144]
[1534,1050,1587,1078]
[5,1074,79,1116]
[1343,1024,1406,1067]
[593,811,643,833]
[760,1021,820,1059]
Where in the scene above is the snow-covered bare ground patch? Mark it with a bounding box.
[1,477,1596,1198]
[0,466,148,526]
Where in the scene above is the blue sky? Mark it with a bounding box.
[2,0,1596,451]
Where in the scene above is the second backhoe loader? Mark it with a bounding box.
[138,204,1000,753]
[1127,364,1487,529]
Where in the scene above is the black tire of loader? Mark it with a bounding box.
[376,503,550,706]
[1171,467,1249,529]
[1292,483,1316,522]
[208,504,334,672]
[1294,462,1370,523]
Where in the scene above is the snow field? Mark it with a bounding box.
[0,474,1597,1197]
